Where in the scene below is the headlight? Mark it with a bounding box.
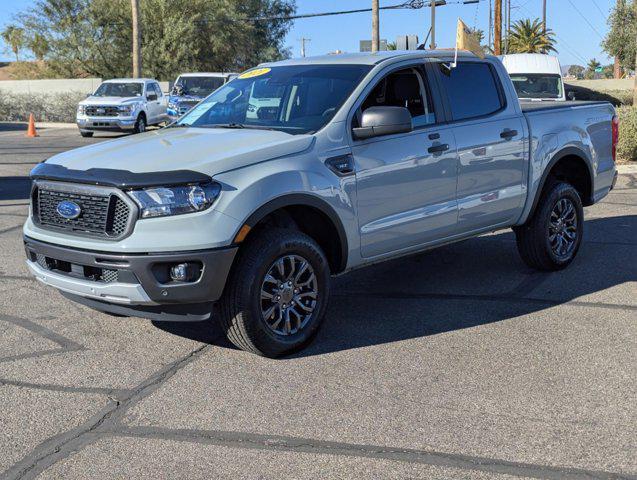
[77,105,86,115]
[118,104,135,115]
[129,182,221,218]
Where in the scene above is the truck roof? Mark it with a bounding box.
[103,78,157,83]
[177,72,236,77]
[262,50,494,67]
[498,54,562,75]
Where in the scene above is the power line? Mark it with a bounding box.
[510,2,589,65]
[564,0,605,40]
[589,0,608,20]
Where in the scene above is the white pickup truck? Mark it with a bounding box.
[76,78,168,137]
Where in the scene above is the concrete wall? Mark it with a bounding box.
[0,78,171,94]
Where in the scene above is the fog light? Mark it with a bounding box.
[169,263,200,282]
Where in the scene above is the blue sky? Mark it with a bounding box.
[1,0,615,67]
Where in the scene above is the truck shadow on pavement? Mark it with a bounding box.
[0,122,27,132]
[0,176,32,201]
[154,214,636,358]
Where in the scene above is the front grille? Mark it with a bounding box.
[85,105,119,117]
[179,101,198,114]
[33,185,133,240]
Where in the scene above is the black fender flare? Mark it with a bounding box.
[236,194,349,273]
[527,146,594,219]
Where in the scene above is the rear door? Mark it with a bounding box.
[433,60,527,231]
[350,63,459,258]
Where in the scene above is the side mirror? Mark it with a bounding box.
[352,106,412,140]
[147,93,158,101]
[567,91,576,101]
[86,93,92,98]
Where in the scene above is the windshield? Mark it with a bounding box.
[93,82,143,97]
[177,64,372,135]
[510,73,563,99]
[173,76,226,97]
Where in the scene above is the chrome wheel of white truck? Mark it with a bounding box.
[220,228,330,358]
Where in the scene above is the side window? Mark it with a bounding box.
[437,62,503,120]
[359,67,436,128]
[153,83,162,97]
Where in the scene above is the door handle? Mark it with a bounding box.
[428,143,449,154]
[500,129,518,140]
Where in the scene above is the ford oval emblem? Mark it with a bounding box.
[56,200,82,220]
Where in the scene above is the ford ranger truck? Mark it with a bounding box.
[25,51,618,357]
[76,78,168,137]
[167,72,237,122]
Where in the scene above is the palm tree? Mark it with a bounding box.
[507,18,557,54]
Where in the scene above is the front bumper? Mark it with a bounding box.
[77,116,136,132]
[24,236,237,307]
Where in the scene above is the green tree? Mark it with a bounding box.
[29,32,49,61]
[15,0,295,80]
[507,18,557,54]
[585,58,602,79]
[602,0,636,72]
[1,25,26,61]
[567,65,584,78]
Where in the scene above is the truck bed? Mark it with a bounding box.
[520,100,610,113]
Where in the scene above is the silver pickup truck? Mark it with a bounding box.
[24,51,618,357]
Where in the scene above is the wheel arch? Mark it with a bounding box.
[235,194,349,274]
[527,146,594,220]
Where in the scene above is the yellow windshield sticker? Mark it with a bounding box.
[238,67,271,79]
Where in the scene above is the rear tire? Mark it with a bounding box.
[79,131,93,137]
[514,180,584,271]
[219,228,330,357]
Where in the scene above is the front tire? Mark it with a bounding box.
[514,181,584,271]
[133,114,146,134]
[219,228,331,357]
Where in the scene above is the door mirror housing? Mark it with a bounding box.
[352,106,413,140]
[147,93,158,101]
[567,91,576,101]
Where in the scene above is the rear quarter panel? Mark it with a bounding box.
[518,102,616,225]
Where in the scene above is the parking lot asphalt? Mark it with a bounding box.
[0,124,635,480]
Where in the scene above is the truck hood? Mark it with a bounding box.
[45,127,314,177]
[80,96,143,106]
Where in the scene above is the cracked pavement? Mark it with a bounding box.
[0,125,635,479]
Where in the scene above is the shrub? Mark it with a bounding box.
[617,106,637,162]
[0,90,85,123]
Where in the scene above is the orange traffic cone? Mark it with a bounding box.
[26,113,38,137]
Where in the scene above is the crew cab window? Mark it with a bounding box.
[359,67,435,128]
[437,62,503,121]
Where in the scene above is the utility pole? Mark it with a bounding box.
[505,0,511,54]
[372,0,379,52]
[542,0,547,33]
[633,1,637,105]
[298,37,311,57]
[488,0,493,50]
[430,0,437,49]
[131,0,141,78]
[494,0,502,55]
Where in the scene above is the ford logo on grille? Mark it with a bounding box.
[56,201,82,220]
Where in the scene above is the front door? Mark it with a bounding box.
[351,65,459,258]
